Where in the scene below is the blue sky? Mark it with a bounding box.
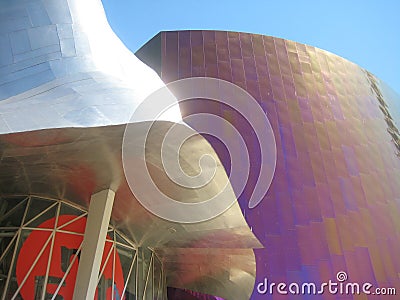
[101,0,399,94]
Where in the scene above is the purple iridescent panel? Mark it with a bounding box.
[138,30,400,299]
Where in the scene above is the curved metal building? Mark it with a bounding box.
[1,0,400,299]
[0,1,260,299]
[136,30,400,299]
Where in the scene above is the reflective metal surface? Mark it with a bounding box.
[138,30,400,299]
[0,125,260,299]
[0,2,261,299]
[0,0,181,132]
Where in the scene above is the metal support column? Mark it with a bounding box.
[73,189,115,300]
[136,247,154,300]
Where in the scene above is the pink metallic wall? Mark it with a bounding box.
[138,30,400,299]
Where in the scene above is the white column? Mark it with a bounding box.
[73,189,115,300]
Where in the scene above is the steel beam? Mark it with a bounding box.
[73,189,115,300]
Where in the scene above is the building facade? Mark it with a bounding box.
[0,1,259,299]
[1,0,400,299]
[137,30,400,299]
